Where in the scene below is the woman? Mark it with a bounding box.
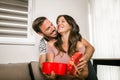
[46,15,88,80]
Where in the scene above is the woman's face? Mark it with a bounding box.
[57,16,71,34]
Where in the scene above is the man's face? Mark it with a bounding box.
[39,19,57,38]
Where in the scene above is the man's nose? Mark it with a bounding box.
[50,26,55,30]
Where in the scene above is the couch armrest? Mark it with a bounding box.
[29,61,46,80]
[0,63,31,80]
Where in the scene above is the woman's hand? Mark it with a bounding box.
[73,63,82,77]
[77,56,87,71]
[44,71,56,80]
[73,61,88,79]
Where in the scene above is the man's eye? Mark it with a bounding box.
[46,27,50,32]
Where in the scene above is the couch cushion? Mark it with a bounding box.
[29,61,46,80]
[0,63,31,80]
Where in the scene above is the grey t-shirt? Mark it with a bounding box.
[39,38,46,55]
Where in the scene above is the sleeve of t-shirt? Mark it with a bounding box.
[39,39,46,55]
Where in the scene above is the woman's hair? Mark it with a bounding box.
[55,15,82,56]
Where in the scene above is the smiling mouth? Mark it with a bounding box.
[50,30,56,35]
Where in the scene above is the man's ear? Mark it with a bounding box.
[38,32,44,36]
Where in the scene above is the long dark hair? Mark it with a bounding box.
[54,15,82,56]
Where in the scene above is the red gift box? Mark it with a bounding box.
[42,62,67,76]
[67,52,83,75]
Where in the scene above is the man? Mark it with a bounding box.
[32,17,57,69]
[32,16,98,80]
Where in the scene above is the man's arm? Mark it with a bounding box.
[76,38,97,79]
[82,38,95,62]
[78,38,95,69]
[39,54,46,69]
[39,38,47,69]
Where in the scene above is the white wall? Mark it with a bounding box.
[33,0,89,39]
[90,0,120,59]
[0,0,89,63]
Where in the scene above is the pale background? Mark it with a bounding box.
[0,0,90,63]
[0,0,120,80]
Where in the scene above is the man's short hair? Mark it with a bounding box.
[32,17,47,33]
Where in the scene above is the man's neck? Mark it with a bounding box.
[43,36,56,42]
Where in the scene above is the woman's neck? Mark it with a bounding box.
[61,32,69,44]
[61,32,70,51]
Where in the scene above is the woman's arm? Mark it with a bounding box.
[46,40,55,62]
[46,52,54,62]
